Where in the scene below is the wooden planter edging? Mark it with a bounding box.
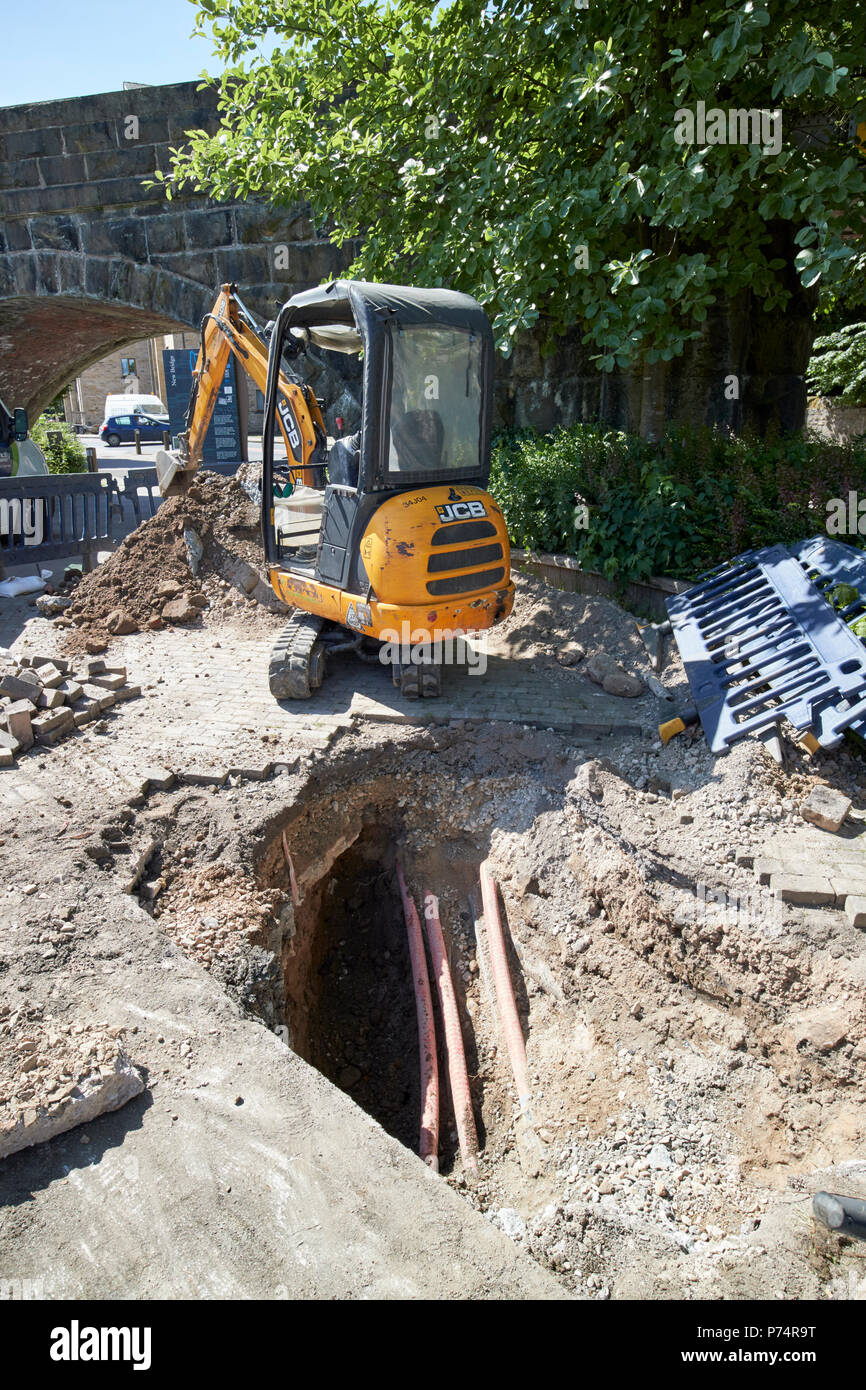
[511,548,691,622]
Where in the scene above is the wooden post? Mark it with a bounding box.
[134,430,142,455]
[162,430,170,448]
[85,447,98,473]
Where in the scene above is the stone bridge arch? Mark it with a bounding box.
[0,257,210,412]
[0,80,353,416]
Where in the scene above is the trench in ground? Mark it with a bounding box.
[274,814,491,1167]
[140,741,866,1298]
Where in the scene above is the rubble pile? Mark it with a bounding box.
[0,653,140,766]
[495,573,655,678]
[0,1003,143,1160]
[151,862,288,971]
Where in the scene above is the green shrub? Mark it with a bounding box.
[807,323,866,405]
[490,424,866,590]
[30,414,87,474]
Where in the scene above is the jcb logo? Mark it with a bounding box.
[277,396,301,456]
[435,500,487,522]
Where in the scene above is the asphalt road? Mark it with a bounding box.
[78,433,262,472]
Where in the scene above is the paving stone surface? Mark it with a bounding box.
[756,822,866,911]
[0,619,654,822]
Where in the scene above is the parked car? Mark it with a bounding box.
[100,413,170,447]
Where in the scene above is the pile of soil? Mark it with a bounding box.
[495,572,653,673]
[58,473,281,654]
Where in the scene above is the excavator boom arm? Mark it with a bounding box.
[157,284,327,495]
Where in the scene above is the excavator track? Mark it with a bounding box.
[392,660,442,699]
[269,611,327,700]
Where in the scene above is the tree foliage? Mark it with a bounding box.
[808,322,866,403]
[157,1,866,375]
[490,423,866,584]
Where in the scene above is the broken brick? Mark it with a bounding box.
[37,687,65,709]
[3,700,35,749]
[800,785,852,833]
[31,707,74,740]
[769,873,835,907]
[0,673,40,701]
[88,673,126,691]
[844,895,866,928]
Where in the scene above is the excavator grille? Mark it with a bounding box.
[427,517,506,596]
[427,542,504,574]
[430,520,498,546]
[427,568,506,597]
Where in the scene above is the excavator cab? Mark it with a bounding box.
[262,280,514,699]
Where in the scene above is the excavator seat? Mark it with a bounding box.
[327,433,360,489]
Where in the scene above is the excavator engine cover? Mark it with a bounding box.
[360,484,510,611]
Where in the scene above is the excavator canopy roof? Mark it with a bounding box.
[278,280,495,490]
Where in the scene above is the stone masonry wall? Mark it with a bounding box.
[0,81,356,418]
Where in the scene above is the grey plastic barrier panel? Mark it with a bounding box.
[0,472,118,574]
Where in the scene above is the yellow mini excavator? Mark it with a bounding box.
[156,280,514,699]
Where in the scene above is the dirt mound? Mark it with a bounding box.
[496,572,654,672]
[58,473,281,653]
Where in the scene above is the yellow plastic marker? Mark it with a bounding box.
[659,707,699,745]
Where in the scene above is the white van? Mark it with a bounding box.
[103,393,169,427]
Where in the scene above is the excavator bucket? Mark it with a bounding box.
[155,449,186,495]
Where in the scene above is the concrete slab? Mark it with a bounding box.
[0,878,566,1300]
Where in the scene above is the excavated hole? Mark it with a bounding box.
[270,809,490,1168]
[284,827,422,1151]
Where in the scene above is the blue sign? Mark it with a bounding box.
[162,349,243,464]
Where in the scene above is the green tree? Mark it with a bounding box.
[158,0,866,435]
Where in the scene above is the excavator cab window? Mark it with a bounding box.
[385,325,482,478]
